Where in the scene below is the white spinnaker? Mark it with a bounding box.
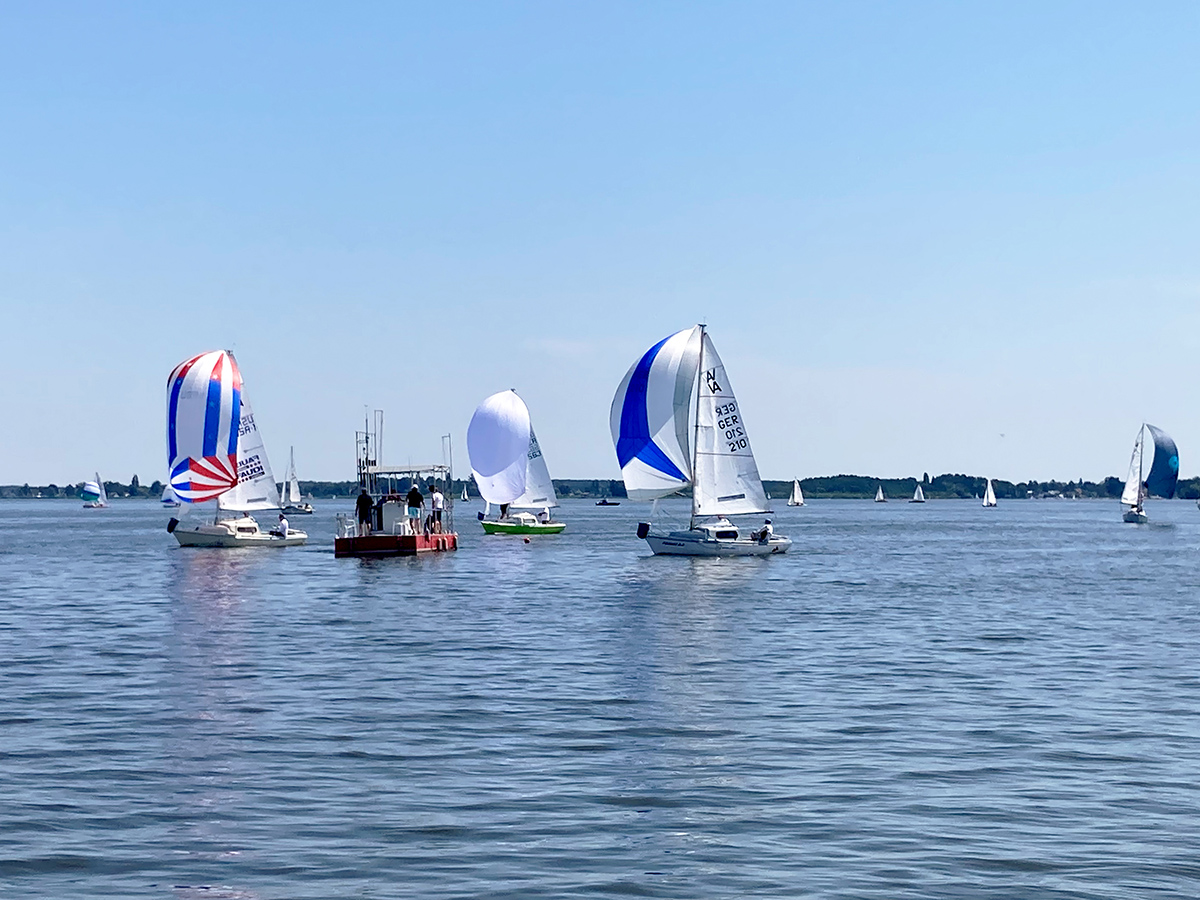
[285,448,303,504]
[219,394,282,511]
[1121,427,1143,507]
[692,332,769,517]
[468,390,532,505]
[511,427,559,509]
[609,326,701,500]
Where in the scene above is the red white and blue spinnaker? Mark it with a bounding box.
[166,350,242,503]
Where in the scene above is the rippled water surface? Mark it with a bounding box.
[3,498,1200,899]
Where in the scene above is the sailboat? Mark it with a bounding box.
[165,350,307,547]
[610,325,791,556]
[982,478,997,508]
[281,447,314,515]
[81,473,108,508]
[1121,423,1179,524]
[910,483,926,503]
[787,479,805,507]
[161,484,181,508]
[461,483,469,502]
[467,389,566,535]
[874,484,887,503]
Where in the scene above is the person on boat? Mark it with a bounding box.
[355,488,374,536]
[499,502,510,520]
[406,482,425,533]
[429,484,444,533]
[754,519,773,543]
[538,507,550,524]
[274,513,289,539]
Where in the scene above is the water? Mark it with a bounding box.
[3,498,1200,899]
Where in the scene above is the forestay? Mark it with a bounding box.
[219,392,282,511]
[692,330,769,516]
[610,327,702,500]
[468,390,533,505]
[167,350,241,503]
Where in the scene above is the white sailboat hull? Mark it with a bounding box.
[172,517,308,548]
[282,503,314,515]
[1122,508,1148,525]
[644,530,792,557]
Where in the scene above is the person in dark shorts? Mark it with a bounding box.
[355,488,374,536]
[405,482,424,533]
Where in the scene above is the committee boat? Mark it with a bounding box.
[610,324,790,556]
[467,389,566,535]
[1121,423,1179,524]
[333,410,459,557]
[281,447,314,515]
[165,350,307,548]
[81,473,109,508]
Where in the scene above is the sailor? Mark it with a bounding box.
[355,488,374,536]
[537,507,550,524]
[275,512,289,539]
[429,484,444,533]
[406,482,425,533]
[755,519,773,543]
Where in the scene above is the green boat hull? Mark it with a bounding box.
[480,520,566,535]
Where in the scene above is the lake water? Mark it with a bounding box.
[3,497,1200,899]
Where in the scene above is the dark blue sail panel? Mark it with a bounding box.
[1145,424,1179,499]
[616,335,687,481]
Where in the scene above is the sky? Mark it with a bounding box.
[3,2,1200,485]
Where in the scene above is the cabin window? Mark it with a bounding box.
[715,529,739,539]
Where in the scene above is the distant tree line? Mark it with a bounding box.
[4,474,1198,501]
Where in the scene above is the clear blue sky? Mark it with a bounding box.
[3,2,1200,484]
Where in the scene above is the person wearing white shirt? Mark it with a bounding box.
[275,513,289,539]
[430,486,444,533]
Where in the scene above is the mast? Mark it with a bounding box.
[690,324,705,529]
[1138,423,1145,510]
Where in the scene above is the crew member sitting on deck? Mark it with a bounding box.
[355,488,374,536]
[405,482,425,534]
[274,513,289,539]
[538,507,550,524]
[753,519,773,543]
[429,484,444,533]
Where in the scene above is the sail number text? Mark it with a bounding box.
[715,402,749,452]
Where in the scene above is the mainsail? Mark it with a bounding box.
[982,478,997,507]
[167,350,241,503]
[1120,427,1144,507]
[219,392,282,511]
[467,389,558,507]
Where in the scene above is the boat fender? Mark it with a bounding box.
[636,522,650,539]
[166,518,179,533]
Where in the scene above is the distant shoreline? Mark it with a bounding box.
[4,474,1198,501]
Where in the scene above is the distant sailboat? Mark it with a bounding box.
[161,484,181,508]
[81,473,108,508]
[910,483,926,503]
[1121,423,1178,524]
[461,483,469,502]
[281,447,314,515]
[787,479,804,507]
[982,478,997,508]
[874,484,887,503]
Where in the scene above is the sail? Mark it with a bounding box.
[789,479,804,506]
[461,484,469,501]
[913,484,925,502]
[468,389,533,505]
[81,481,102,502]
[1121,427,1144,506]
[167,350,241,503]
[218,391,282,511]
[610,327,702,500]
[1145,424,1180,499]
[284,448,303,504]
[161,484,178,505]
[512,426,559,509]
[983,478,996,507]
[875,485,885,502]
[692,331,769,517]
[97,474,108,504]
